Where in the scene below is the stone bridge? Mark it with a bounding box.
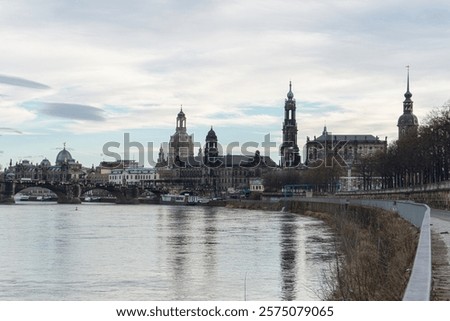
[0,180,166,204]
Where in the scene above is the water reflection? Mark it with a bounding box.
[166,206,191,299]
[202,208,218,285]
[0,204,334,300]
[279,213,298,300]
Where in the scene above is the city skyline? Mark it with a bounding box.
[1,0,450,168]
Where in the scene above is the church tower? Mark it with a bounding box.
[204,126,219,166]
[155,144,167,167]
[397,67,419,139]
[168,106,194,167]
[280,82,300,167]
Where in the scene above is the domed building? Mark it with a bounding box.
[397,67,419,139]
[40,158,51,167]
[156,111,277,196]
[167,107,194,167]
[55,144,75,166]
[45,143,83,183]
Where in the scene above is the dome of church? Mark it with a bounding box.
[56,147,74,165]
[287,88,294,100]
[398,113,418,126]
[40,158,51,167]
[206,127,217,141]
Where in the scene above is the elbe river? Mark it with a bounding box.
[0,203,335,300]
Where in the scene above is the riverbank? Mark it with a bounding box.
[227,199,419,300]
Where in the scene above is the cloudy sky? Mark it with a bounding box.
[1,0,450,168]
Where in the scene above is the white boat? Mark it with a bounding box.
[160,194,199,205]
[18,194,30,201]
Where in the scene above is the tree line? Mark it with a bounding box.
[360,102,450,189]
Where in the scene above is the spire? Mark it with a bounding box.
[406,66,410,92]
[404,65,412,100]
[287,81,294,100]
[403,66,413,113]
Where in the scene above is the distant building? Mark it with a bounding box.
[155,145,168,168]
[7,144,84,183]
[305,127,387,191]
[280,82,301,167]
[156,111,277,196]
[397,67,419,139]
[249,178,265,192]
[168,107,194,167]
[109,167,158,186]
[305,126,387,166]
[84,160,140,185]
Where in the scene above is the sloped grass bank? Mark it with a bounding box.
[227,200,418,300]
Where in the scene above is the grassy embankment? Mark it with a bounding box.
[226,200,419,300]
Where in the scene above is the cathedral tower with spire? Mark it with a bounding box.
[397,67,419,139]
[280,82,300,167]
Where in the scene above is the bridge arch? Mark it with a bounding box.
[81,185,124,202]
[13,182,82,204]
[12,185,57,201]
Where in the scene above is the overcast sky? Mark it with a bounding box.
[1,0,450,168]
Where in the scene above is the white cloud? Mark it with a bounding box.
[1,0,450,166]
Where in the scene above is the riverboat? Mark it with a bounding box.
[160,194,199,205]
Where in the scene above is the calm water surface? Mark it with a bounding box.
[0,203,335,300]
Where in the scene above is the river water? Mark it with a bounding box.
[0,203,335,301]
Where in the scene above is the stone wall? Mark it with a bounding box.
[338,187,450,210]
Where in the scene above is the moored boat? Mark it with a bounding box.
[160,194,199,205]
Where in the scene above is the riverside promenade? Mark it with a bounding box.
[430,209,450,300]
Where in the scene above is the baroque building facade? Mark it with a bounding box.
[305,126,387,166]
[5,144,84,184]
[156,111,276,196]
[305,127,388,191]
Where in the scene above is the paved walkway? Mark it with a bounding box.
[430,209,450,300]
